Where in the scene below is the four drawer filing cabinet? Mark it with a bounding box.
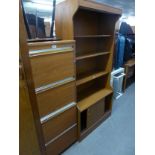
[28,40,77,155]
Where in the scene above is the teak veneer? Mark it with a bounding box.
[56,0,122,139]
[77,88,113,112]
[20,0,122,155]
[76,70,108,86]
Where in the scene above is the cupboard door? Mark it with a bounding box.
[30,51,75,88]
[37,81,76,117]
[87,98,105,127]
[42,106,77,143]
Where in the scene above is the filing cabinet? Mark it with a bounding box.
[28,40,77,155]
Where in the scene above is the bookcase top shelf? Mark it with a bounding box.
[77,88,113,112]
[56,0,122,40]
[79,0,122,15]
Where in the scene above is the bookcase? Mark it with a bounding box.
[56,0,122,139]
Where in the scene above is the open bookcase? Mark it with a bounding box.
[56,0,122,140]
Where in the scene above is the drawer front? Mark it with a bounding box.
[37,81,76,117]
[30,51,75,88]
[46,125,77,155]
[42,106,77,143]
[87,98,105,127]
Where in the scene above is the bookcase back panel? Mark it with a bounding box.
[73,8,119,36]
[99,14,119,34]
[76,55,109,77]
[97,38,113,52]
[76,38,98,56]
[76,38,112,56]
[77,76,108,101]
[74,9,100,36]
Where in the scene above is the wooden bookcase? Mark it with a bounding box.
[56,0,122,140]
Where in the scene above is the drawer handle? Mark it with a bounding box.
[29,47,73,57]
[40,102,76,124]
[35,77,75,94]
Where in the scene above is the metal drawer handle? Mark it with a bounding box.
[35,77,75,94]
[40,102,76,124]
[29,47,73,57]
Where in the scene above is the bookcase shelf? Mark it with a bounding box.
[74,35,112,38]
[77,88,113,112]
[77,75,108,101]
[76,51,110,60]
[76,71,108,86]
[76,55,109,79]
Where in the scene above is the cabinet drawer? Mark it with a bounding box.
[46,125,77,155]
[42,106,77,143]
[36,81,76,117]
[87,98,105,127]
[30,51,75,88]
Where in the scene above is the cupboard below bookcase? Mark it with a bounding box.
[56,0,122,140]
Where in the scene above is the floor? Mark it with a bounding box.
[62,83,135,155]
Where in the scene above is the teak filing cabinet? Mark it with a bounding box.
[20,0,122,154]
[28,40,77,155]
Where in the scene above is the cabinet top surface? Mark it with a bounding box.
[28,40,75,47]
[79,0,122,15]
[58,0,122,15]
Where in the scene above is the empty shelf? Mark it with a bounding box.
[74,35,112,38]
[76,71,108,86]
[77,88,113,112]
[76,52,110,60]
